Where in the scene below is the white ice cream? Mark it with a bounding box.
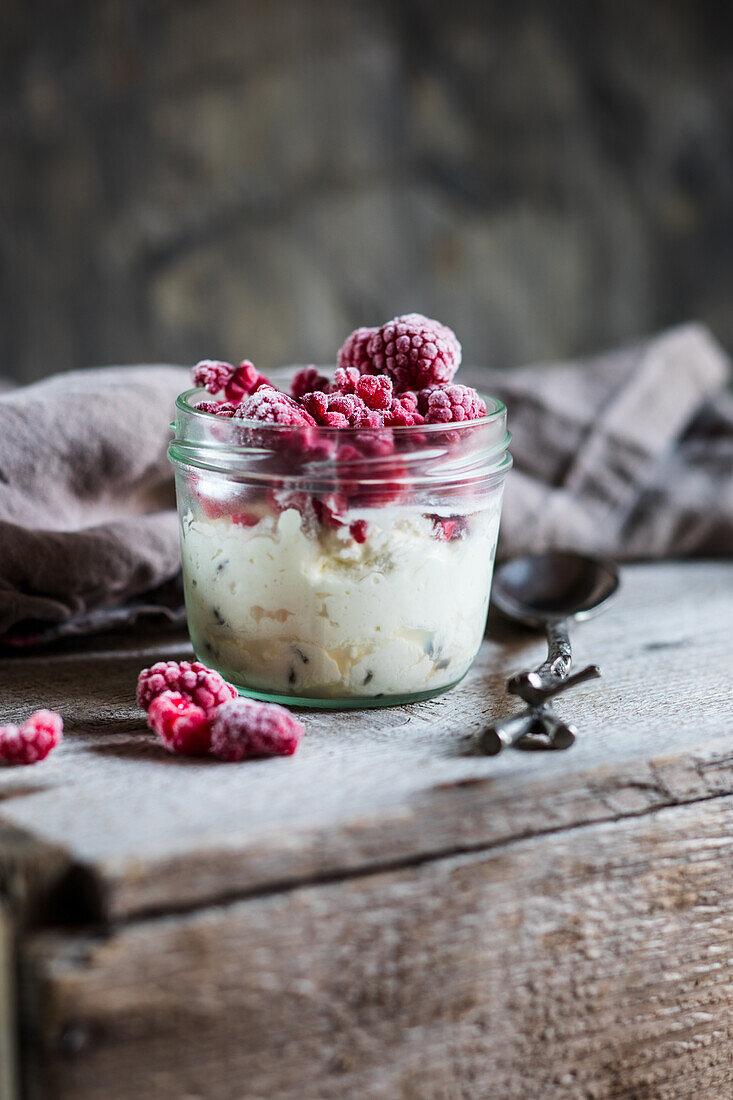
[180,501,501,701]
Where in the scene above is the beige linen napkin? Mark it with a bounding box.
[0,326,730,644]
[0,365,188,643]
[464,323,732,559]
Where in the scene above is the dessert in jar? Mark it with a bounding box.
[169,314,512,708]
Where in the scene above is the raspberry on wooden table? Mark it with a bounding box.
[136,661,237,711]
[367,314,461,392]
[147,691,212,756]
[210,698,303,761]
[0,710,63,765]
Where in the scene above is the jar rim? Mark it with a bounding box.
[175,386,508,435]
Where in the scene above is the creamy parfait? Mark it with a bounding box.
[169,314,511,707]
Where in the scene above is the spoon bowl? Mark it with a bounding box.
[492,550,620,628]
[481,550,620,755]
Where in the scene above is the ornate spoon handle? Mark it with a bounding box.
[535,620,572,684]
[481,620,600,754]
[481,711,537,755]
[481,706,577,755]
[508,620,600,707]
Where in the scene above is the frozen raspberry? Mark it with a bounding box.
[332,440,404,509]
[313,494,349,529]
[301,390,381,428]
[431,515,468,541]
[234,386,316,427]
[434,518,456,540]
[418,384,486,423]
[396,390,419,414]
[337,326,377,374]
[136,660,237,711]
[327,393,367,425]
[304,388,382,428]
[384,391,424,426]
[210,698,303,761]
[196,400,238,417]
[0,710,63,765]
[300,390,331,422]
[291,367,331,399]
[366,314,461,392]
[231,511,260,527]
[331,366,360,394]
[147,691,212,756]
[355,374,393,410]
[350,519,368,543]
[224,360,271,403]
[192,360,235,394]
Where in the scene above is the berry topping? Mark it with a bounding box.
[367,314,461,391]
[209,698,303,761]
[302,390,385,428]
[355,374,393,410]
[0,710,63,765]
[196,400,238,417]
[147,691,212,756]
[337,326,377,374]
[291,367,331,399]
[191,360,235,394]
[418,384,486,423]
[136,660,237,711]
[327,393,375,427]
[331,366,360,394]
[384,391,424,426]
[300,390,331,422]
[224,360,271,403]
[234,386,317,427]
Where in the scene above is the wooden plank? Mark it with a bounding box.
[0,561,731,923]
[0,905,19,1100]
[20,794,733,1100]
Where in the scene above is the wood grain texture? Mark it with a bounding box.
[0,561,732,923]
[0,906,19,1100]
[21,794,733,1100]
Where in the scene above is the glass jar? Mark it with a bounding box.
[169,380,511,708]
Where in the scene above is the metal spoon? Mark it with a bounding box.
[481,550,620,755]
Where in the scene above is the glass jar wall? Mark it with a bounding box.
[169,386,511,708]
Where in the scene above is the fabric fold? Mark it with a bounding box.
[465,323,732,559]
[0,326,730,644]
[0,365,188,639]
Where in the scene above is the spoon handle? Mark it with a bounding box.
[507,618,574,705]
[480,710,538,755]
[537,619,572,685]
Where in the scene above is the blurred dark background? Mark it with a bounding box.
[2,0,733,383]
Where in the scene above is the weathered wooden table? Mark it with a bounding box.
[1,561,732,1099]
